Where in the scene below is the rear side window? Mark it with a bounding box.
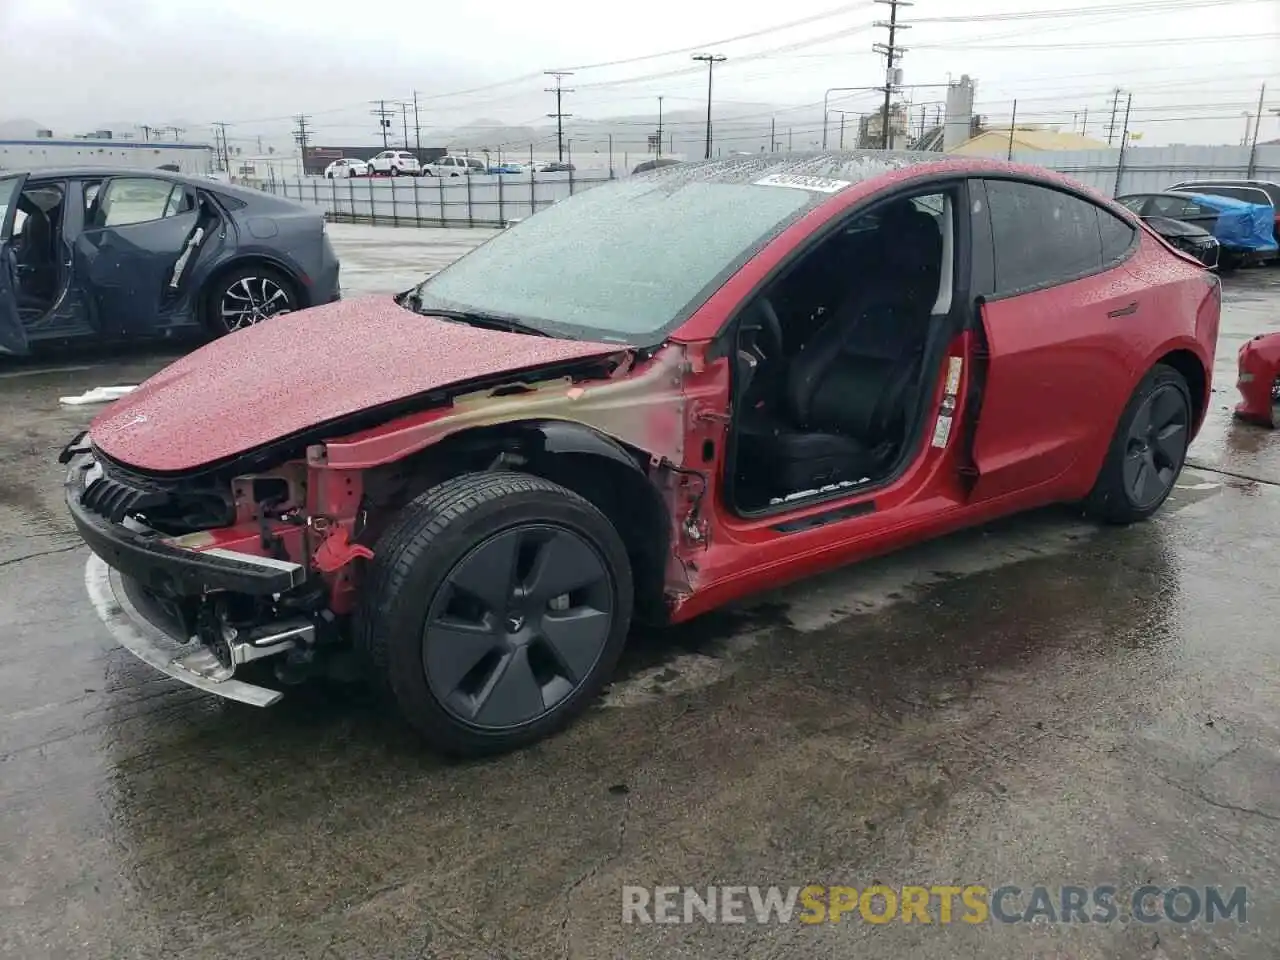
[985,179,1110,293]
[94,177,188,227]
[1099,208,1136,263]
[1186,185,1270,205]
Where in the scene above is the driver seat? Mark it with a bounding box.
[736,203,943,496]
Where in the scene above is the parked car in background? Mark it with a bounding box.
[1115,196,1220,267]
[367,151,422,177]
[424,156,487,177]
[323,158,370,179]
[488,162,527,175]
[539,162,576,173]
[1115,190,1277,268]
[631,157,681,174]
[1167,179,1280,244]
[0,167,340,355]
[65,154,1218,757]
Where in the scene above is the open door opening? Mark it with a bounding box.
[725,188,962,514]
[12,180,68,324]
[0,174,30,355]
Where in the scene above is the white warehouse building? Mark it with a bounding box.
[0,137,215,175]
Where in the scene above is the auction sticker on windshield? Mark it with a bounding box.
[754,174,851,193]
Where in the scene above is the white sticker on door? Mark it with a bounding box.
[944,356,963,395]
[931,414,954,448]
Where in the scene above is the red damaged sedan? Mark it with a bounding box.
[63,154,1220,756]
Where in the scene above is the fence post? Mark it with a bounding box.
[412,174,420,226]
[368,174,376,225]
[438,174,445,227]
[466,172,473,228]
[569,164,575,196]
[498,171,505,226]
[313,178,319,207]
[529,157,536,216]
[330,175,337,218]
[391,176,398,226]
[348,177,355,223]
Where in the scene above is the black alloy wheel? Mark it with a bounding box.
[1121,382,1189,510]
[214,268,297,333]
[423,524,615,729]
[1085,364,1191,523]
[357,472,634,756]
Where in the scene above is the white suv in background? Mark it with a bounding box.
[424,155,487,177]
[367,150,422,176]
[323,157,369,178]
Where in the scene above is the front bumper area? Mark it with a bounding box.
[64,450,305,596]
[66,445,315,707]
[85,554,289,707]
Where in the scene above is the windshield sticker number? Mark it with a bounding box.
[753,174,852,193]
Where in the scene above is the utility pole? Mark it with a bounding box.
[1114,91,1133,196]
[393,101,410,150]
[257,134,264,153]
[656,96,664,158]
[212,122,230,172]
[413,90,422,157]
[370,100,395,149]
[545,70,574,163]
[1105,88,1124,146]
[1007,100,1017,160]
[1247,82,1268,177]
[692,53,726,160]
[292,114,312,173]
[873,0,911,149]
[1081,106,1088,136]
[770,116,776,152]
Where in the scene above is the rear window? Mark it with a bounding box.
[1181,184,1273,206]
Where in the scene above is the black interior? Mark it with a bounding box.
[730,195,949,512]
[13,185,65,319]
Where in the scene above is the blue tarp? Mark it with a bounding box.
[1186,192,1278,253]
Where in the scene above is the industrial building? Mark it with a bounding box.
[0,135,214,175]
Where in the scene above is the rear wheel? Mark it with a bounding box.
[1085,364,1191,524]
[205,265,298,335]
[357,472,633,757]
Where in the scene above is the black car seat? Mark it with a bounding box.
[787,203,943,444]
[14,200,56,304]
[735,201,943,497]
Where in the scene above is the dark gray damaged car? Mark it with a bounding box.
[0,167,340,354]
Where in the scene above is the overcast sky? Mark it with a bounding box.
[1,0,1276,148]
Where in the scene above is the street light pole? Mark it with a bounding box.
[692,53,726,160]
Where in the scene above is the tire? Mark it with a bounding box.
[356,472,634,757]
[1084,364,1192,524]
[204,264,299,336]
[390,167,401,177]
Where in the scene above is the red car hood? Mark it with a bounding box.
[91,295,625,472]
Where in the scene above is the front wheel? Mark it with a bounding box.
[1085,364,1192,524]
[357,472,633,757]
[205,265,299,335]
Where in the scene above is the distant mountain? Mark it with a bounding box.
[0,119,45,139]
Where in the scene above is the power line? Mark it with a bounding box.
[545,71,574,162]
[691,53,727,158]
[873,0,911,149]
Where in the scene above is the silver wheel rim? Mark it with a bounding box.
[220,276,292,332]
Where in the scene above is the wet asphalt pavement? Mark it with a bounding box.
[3,226,1280,959]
